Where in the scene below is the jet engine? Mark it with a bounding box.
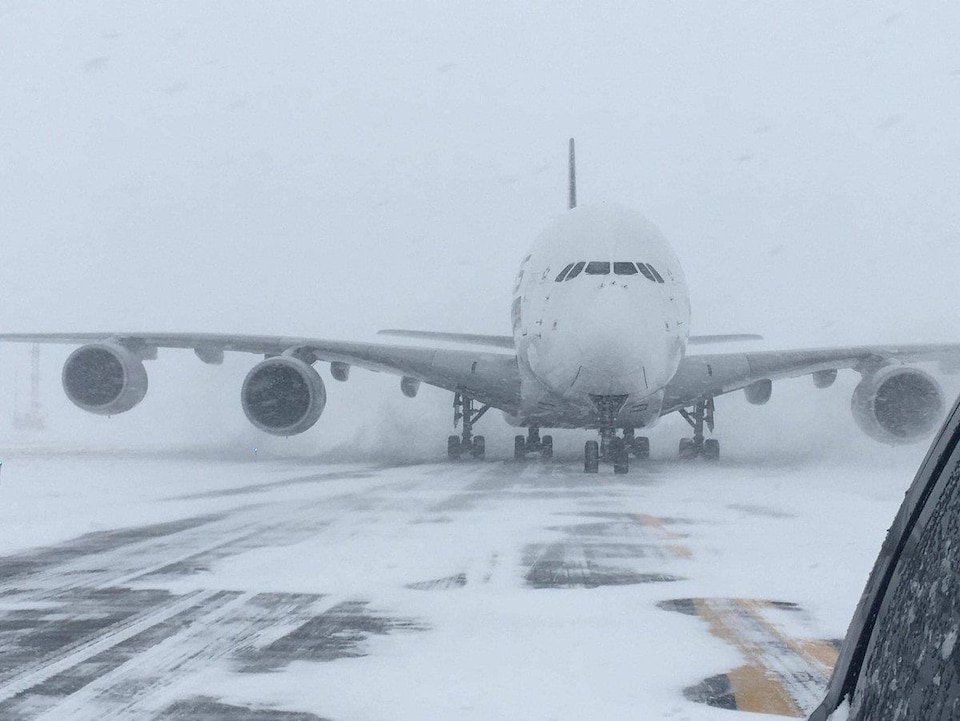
[61,342,148,415]
[241,356,326,436]
[851,365,945,445]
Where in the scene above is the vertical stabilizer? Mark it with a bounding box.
[568,138,577,209]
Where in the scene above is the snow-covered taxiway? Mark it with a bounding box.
[0,447,922,720]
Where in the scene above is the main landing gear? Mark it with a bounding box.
[678,398,720,461]
[448,392,490,460]
[515,426,553,460]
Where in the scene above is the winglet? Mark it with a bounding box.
[568,138,577,209]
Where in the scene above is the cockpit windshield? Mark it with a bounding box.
[645,264,665,283]
[585,261,610,275]
[636,263,656,281]
[554,261,664,282]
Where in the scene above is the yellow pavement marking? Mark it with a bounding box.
[797,640,840,673]
[688,598,837,717]
[634,513,693,558]
[693,599,803,716]
[743,600,839,675]
[725,663,802,717]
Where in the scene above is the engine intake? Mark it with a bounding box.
[62,342,148,415]
[851,365,945,445]
[241,356,326,436]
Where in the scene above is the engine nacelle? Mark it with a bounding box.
[241,356,326,436]
[401,376,420,398]
[851,365,945,445]
[330,362,350,382]
[62,342,148,415]
[744,379,772,405]
[813,369,838,389]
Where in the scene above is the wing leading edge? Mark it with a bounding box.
[663,343,960,413]
[0,332,521,414]
[376,329,763,349]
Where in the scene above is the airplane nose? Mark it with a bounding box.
[572,305,649,392]
[534,287,659,397]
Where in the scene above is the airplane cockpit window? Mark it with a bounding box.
[555,263,575,282]
[565,261,585,279]
[645,264,665,283]
[636,263,656,282]
[585,261,610,275]
[614,262,638,275]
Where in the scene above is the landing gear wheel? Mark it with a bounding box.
[703,438,720,461]
[611,437,629,474]
[584,441,599,473]
[541,435,553,459]
[514,435,527,460]
[679,438,697,460]
[448,435,462,460]
[472,436,486,459]
[632,436,650,459]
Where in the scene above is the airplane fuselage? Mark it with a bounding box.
[510,204,691,429]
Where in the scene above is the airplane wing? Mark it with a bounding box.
[662,343,960,414]
[0,332,522,413]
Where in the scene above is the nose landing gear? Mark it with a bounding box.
[515,426,553,460]
[447,392,490,460]
[584,430,645,474]
[623,428,650,460]
[583,395,649,474]
[678,398,720,460]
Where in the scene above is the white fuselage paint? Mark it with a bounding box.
[510,204,690,429]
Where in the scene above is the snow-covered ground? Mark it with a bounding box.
[0,445,923,720]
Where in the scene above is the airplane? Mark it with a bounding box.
[2,139,958,473]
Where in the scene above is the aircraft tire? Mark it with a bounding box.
[633,436,650,459]
[703,438,720,461]
[611,437,629,474]
[472,436,485,459]
[541,435,553,459]
[679,438,697,460]
[584,441,599,473]
[448,435,462,460]
[514,435,526,460]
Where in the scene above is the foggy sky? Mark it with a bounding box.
[2,1,959,459]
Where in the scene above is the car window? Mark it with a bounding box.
[614,262,638,275]
[585,261,610,275]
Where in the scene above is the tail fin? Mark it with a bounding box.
[568,138,577,209]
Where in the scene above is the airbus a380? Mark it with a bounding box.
[3,140,957,472]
